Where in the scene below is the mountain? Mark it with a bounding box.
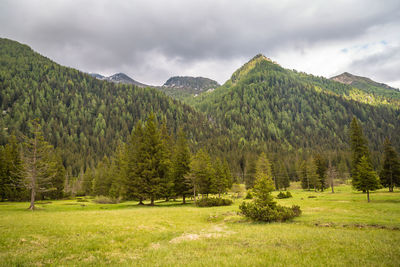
[330,72,400,103]
[191,54,400,153]
[160,76,220,100]
[0,38,223,175]
[89,72,150,87]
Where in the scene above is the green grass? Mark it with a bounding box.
[1,185,400,266]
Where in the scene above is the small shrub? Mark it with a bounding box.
[276,191,293,199]
[239,202,301,222]
[308,196,317,198]
[245,190,253,199]
[93,196,120,204]
[196,197,233,207]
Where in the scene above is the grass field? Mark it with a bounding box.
[1,185,400,266]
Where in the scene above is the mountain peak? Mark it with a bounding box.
[228,54,282,85]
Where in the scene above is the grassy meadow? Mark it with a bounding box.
[1,184,400,266]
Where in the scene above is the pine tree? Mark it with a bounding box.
[159,122,174,201]
[141,113,163,205]
[300,160,309,190]
[189,149,214,198]
[354,156,381,202]
[126,121,147,204]
[380,138,400,192]
[22,121,61,210]
[213,157,231,197]
[253,152,275,206]
[314,154,327,191]
[172,128,191,204]
[349,117,370,188]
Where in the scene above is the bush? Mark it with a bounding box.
[245,190,253,199]
[239,202,301,222]
[93,196,120,204]
[277,191,292,199]
[196,197,233,207]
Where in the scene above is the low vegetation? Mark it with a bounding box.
[195,197,233,207]
[1,185,399,266]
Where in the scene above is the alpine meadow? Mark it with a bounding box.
[1,1,400,266]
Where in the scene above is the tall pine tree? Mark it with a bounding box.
[380,138,400,192]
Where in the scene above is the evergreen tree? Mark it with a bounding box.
[354,156,381,202]
[213,157,231,197]
[253,152,274,205]
[172,128,191,203]
[22,121,62,210]
[189,149,214,198]
[349,117,371,188]
[314,154,327,191]
[159,122,174,201]
[380,138,400,192]
[300,160,309,190]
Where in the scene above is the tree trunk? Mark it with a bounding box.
[218,192,221,198]
[367,190,370,202]
[331,182,334,193]
[138,198,144,205]
[193,185,196,202]
[150,197,154,206]
[389,186,393,192]
[165,197,169,202]
[28,186,35,210]
[182,195,186,204]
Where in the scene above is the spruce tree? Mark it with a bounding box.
[349,117,370,188]
[159,122,174,201]
[314,154,327,191]
[380,138,400,192]
[252,152,275,206]
[172,128,191,204]
[354,156,381,202]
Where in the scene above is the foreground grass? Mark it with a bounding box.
[0,185,399,266]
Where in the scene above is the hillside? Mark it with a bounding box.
[192,54,400,153]
[160,76,220,100]
[0,38,223,175]
[331,72,399,95]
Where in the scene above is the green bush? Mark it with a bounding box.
[239,202,301,222]
[196,197,233,207]
[245,190,253,199]
[93,196,120,204]
[277,191,292,199]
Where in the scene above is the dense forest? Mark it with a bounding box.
[1,39,399,201]
[0,38,227,176]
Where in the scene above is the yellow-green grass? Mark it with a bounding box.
[1,185,399,266]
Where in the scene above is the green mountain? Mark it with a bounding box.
[329,72,400,106]
[0,38,222,175]
[160,76,220,100]
[191,54,400,153]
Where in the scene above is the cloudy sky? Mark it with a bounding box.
[1,0,399,88]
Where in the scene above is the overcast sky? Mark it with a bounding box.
[1,0,399,88]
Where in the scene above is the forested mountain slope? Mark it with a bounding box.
[0,38,223,175]
[192,55,400,153]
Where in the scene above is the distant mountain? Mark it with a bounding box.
[160,76,220,100]
[89,72,149,88]
[331,72,400,99]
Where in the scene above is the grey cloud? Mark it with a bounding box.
[347,45,400,86]
[1,0,400,84]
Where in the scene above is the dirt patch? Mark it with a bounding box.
[169,224,235,244]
